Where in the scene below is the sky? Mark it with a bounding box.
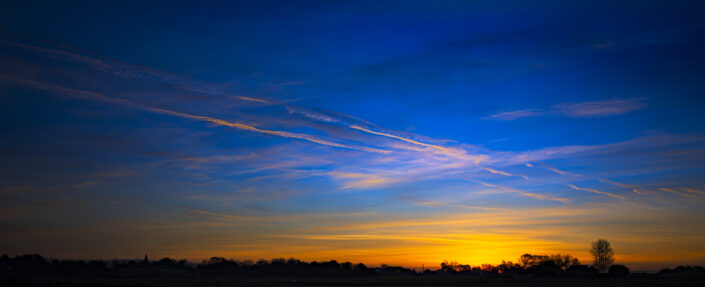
[1,0,705,271]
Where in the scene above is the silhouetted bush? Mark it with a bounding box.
[659,266,705,277]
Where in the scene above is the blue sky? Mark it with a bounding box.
[1,0,705,270]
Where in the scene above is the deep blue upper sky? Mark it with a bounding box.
[5,1,705,147]
[1,0,705,269]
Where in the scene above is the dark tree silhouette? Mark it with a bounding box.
[608,264,629,277]
[517,254,579,270]
[590,239,615,273]
[519,254,533,267]
[551,254,580,270]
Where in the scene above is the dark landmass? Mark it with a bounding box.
[2,254,704,286]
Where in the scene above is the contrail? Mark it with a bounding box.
[681,187,705,196]
[541,163,571,175]
[525,162,573,176]
[147,107,391,154]
[483,167,528,179]
[350,125,449,152]
[567,184,625,200]
[468,178,569,203]
[484,167,512,176]
[0,76,391,154]
[659,188,690,197]
[3,35,461,156]
[599,179,648,195]
[2,35,372,127]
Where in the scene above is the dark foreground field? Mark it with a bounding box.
[3,255,704,286]
[4,275,705,287]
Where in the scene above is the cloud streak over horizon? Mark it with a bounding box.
[488,98,647,120]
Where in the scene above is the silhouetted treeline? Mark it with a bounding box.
[0,254,381,278]
[439,254,595,278]
[436,254,704,279]
[658,266,705,277]
[439,254,581,275]
[197,257,380,277]
[1,253,704,280]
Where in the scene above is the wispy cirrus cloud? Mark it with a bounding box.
[350,125,447,153]
[599,179,649,195]
[483,167,528,179]
[486,109,545,120]
[484,167,512,176]
[525,162,574,176]
[553,98,647,117]
[659,188,690,197]
[567,184,625,200]
[400,198,505,211]
[146,107,392,155]
[4,36,444,151]
[183,207,266,222]
[6,75,695,200]
[469,179,570,203]
[3,34,702,202]
[487,98,647,120]
[681,188,705,196]
[503,133,705,166]
[328,172,394,189]
[0,76,391,155]
[542,163,572,175]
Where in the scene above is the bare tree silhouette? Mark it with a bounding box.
[590,239,615,273]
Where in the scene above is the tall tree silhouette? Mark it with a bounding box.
[590,239,615,273]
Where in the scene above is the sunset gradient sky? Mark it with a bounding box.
[1,0,705,271]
